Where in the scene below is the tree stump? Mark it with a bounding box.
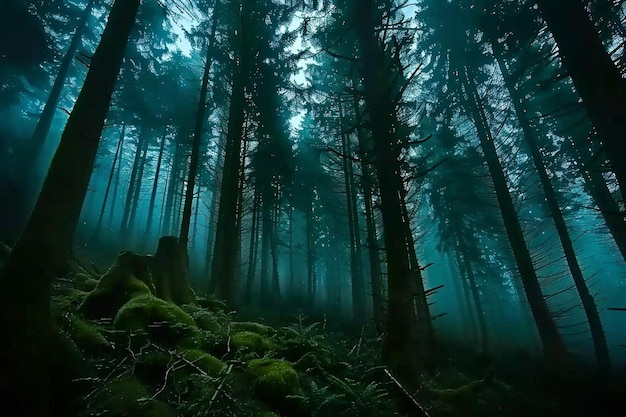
[152,236,196,305]
[79,251,155,320]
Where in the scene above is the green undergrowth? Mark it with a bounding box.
[48,259,590,417]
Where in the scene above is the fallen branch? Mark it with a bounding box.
[208,364,233,410]
[608,307,626,311]
[383,368,431,417]
[151,342,209,377]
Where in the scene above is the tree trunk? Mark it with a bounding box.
[339,100,366,322]
[211,10,247,305]
[400,188,435,356]
[566,137,626,262]
[163,133,185,236]
[245,188,260,304]
[461,65,567,362]
[0,1,139,415]
[354,99,384,328]
[497,55,611,372]
[145,126,168,241]
[306,193,316,310]
[352,0,423,378]
[288,203,295,298]
[120,127,148,237]
[204,133,226,284]
[180,18,217,251]
[270,201,281,301]
[449,251,479,344]
[126,131,150,238]
[28,0,96,164]
[95,123,125,239]
[259,195,272,302]
[108,129,125,229]
[152,236,196,305]
[158,151,172,233]
[536,0,626,205]
[454,229,489,352]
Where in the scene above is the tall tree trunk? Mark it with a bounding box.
[354,102,384,328]
[145,126,168,241]
[400,189,435,355]
[449,251,479,344]
[353,0,424,378]
[95,123,125,239]
[270,201,281,301]
[180,2,218,251]
[204,133,226,283]
[120,128,148,237]
[306,193,316,310]
[245,188,260,304]
[211,7,247,305]
[453,225,489,351]
[158,151,172,233]
[288,203,295,298]
[497,55,611,372]
[108,128,125,229]
[536,0,626,205]
[0,1,139,415]
[126,131,150,239]
[460,65,567,362]
[259,194,272,302]
[566,137,626,262]
[163,134,185,236]
[27,0,96,164]
[339,100,366,322]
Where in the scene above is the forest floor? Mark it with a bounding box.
[49,253,626,417]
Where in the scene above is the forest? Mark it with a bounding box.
[1,0,626,416]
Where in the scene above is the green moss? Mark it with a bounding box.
[51,289,88,313]
[79,252,155,320]
[182,304,227,334]
[232,321,274,336]
[196,296,228,313]
[248,358,301,400]
[180,349,226,376]
[90,374,173,417]
[71,272,100,292]
[255,412,279,417]
[231,331,273,353]
[66,315,110,352]
[114,294,202,348]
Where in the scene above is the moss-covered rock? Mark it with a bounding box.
[231,331,273,354]
[196,295,228,313]
[70,272,100,292]
[65,314,110,352]
[180,349,226,376]
[80,252,155,320]
[182,304,228,335]
[51,289,89,314]
[114,294,203,348]
[248,359,301,400]
[88,374,173,417]
[232,321,274,336]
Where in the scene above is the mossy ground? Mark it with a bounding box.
[49,258,626,417]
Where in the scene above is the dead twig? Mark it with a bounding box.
[383,368,431,417]
[207,364,233,410]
